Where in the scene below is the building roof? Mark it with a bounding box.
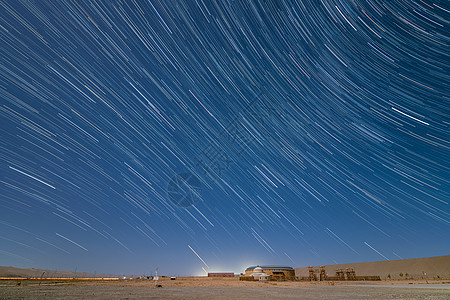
[245,265,294,271]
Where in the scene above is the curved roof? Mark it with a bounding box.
[245,265,294,271]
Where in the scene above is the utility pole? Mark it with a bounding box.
[154,267,159,287]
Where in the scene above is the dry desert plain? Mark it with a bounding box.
[1,277,450,299]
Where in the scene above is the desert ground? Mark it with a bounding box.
[1,277,449,299]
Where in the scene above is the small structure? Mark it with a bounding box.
[319,266,328,281]
[251,266,270,281]
[308,266,317,281]
[345,268,356,281]
[336,269,345,281]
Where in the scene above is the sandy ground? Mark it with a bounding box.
[1,278,449,299]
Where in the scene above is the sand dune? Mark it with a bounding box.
[0,266,116,279]
[295,255,450,279]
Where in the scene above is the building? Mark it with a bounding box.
[245,265,295,281]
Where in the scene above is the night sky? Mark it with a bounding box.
[1,0,448,276]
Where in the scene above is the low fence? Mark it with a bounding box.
[239,276,255,281]
[355,276,381,281]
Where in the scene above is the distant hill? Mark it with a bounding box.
[295,255,450,279]
[0,266,117,278]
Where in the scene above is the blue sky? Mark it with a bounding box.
[0,0,448,276]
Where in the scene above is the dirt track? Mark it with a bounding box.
[1,279,449,299]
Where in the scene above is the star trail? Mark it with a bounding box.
[0,0,448,276]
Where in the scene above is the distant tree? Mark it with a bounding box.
[387,274,391,279]
[405,273,409,279]
[399,272,404,278]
